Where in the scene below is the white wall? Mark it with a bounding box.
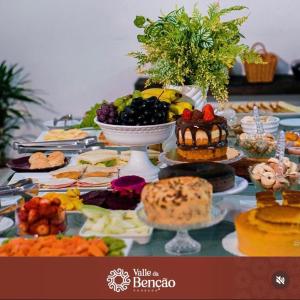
[0,0,300,126]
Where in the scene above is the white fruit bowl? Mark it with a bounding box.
[94,118,175,181]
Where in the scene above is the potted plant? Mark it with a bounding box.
[0,61,44,166]
[130,3,262,109]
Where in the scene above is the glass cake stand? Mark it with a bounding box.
[137,205,227,256]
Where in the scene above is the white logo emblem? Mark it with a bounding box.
[107,268,131,292]
[276,276,285,285]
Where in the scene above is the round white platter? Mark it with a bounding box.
[279,118,300,128]
[222,231,245,257]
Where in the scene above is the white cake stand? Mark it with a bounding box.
[94,118,175,182]
[137,205,227,255]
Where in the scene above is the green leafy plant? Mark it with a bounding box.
[130,3,262,102]
[0,61,44,165]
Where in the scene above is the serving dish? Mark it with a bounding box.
[95,118,175,181]
[0,236,133,257]
[160,148,244,165]
[222,231,245,256]
[224,101,300,117]
[7,156,69,172]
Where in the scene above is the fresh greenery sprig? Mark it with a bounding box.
[130,3,262,102]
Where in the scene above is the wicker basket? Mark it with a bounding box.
[244,42,277,83]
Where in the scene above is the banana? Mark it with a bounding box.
[170,102,193,115]
[141,88,182,103]
[168,111,176,121]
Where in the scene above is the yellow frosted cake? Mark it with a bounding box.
[235,192,300,256]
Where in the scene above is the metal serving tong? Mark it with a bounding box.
[0,178,38,197]
[53,114,73,128]
[13,136,98,153]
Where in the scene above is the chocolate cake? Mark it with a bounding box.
[176,105,229,160]
[159,162,235,192]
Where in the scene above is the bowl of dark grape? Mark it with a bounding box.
[95,97,175,181]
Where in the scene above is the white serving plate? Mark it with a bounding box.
[222,231,245,256]
[0,237,133,256]
[35,129,101,142]
[280,118,300,128]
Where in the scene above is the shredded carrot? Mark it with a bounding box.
[0,236,109,257]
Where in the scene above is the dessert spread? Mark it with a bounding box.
[176,104,229,160]
[249,157,299,191]
[158,162,235,193]
[235,192,300,256]
[141,176,212,226]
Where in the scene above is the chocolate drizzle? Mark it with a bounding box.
[176,116,229,150]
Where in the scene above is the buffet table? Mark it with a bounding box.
[2,159,295,256]
[1,100,300,257]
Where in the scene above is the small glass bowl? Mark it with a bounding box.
[249,165,299,192]
[15,204,67,237]
[238,133,276,158]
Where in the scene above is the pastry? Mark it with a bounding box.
[249,157,300,191]
[158,162,235,192]
[282,190,300,207]
[176,105,228,160]
[47,151,65,167]
[226,101,298,114]
[44,129,88,141]
[255,191,277,208]
[29,152,51,169]
[141,176,212,226]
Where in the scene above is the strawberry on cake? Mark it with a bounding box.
[175,104,229,160]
